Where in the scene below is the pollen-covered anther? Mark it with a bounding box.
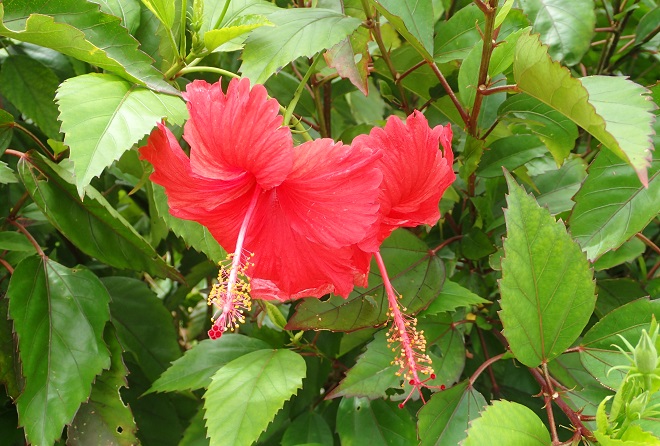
[207,251,254,339]
[386,311,435,383]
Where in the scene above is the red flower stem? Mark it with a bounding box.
[218,186,261,319]
[374,251,423,387]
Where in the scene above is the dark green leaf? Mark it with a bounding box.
[433,4,483,63]
[371,0,434,59]
[500,173,596,367]
[89,0,141,34]
[281,412,333,446]
[152,184,226,263]
[103,277,182,382]
[18,153,181,281]
[240,8,361,83]
[419,280,488,316]
[68,326,138,446]
[7,257,111,446]
[0,109,13,153]
[519,0,595,65]
[533,157,586,214]
[580,298,660,389]
[418,312,466,387]
[148,335,271,394]
[0,297,20,400]
[418,381,487,446]
[569,148,660,261]
[593,237,646,271]
[286,229,445,332]
[595,278,648,319]
[0,231,35,252]
[180,407,210,446]
[204,349,305,446]
[326,330,400,400]
[635,7,660,45]
[0,55,61,139]
[498,94,579,165]
[477,135,547,178]
[463,400,551,445]
[336,397,417,446]
[0,0,176,94]
[56,73,187,193]
[0,161,18,184]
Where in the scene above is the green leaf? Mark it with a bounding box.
[460,135,486,181]
[0,55,61,139]
[89,0,141,34]
[148,335,271,394]
[433,4,483,63]
[67,326,138,446]
[286,229,445,332]
[325,27,371,96]
[56,73,187,194]
[418,312,467,387]
[180,407,210,446]
[458,40,482,109]
[0,161,17,184]
[0,1,176,94]
[0,295,20,400]
[595,278,648,319]
[141,0,175,28]
[635,7,660,45]
[204,349,305,446]
[514,31,656,185]
[240,8,361,83]
[18,153,181,281]
[103,277,182,382]
[371,0,434,59]
[499,173,596,368]
[326,330,400,400]
[463,400,552,446]
[580,298,660,389]
[0,109,14,153]
[7,257,111,446]
[281,412,334,446]
[152,183,226,263]
[336,397,417,446]
[0,231,36,252]
[419,280,488,316]
[477,135,547,178]
[519,0,595,65]
[569,148,660,261]
[533,157,587,214]
[593,237,646,271]
[494,0,515,29]
[418,381,487,446]
[499,94,579,165]
[204,14,273,52]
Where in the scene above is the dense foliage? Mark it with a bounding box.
[1,0,659,445]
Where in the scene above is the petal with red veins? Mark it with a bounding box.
[183,78,294,190]
[139,123,255,250]
[277,138,382,249]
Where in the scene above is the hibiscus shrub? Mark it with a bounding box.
[1,0,659,445]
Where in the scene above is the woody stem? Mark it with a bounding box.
[374,251,422,386]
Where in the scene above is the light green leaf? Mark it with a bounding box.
[499,94,579,165]
[580,298,660,389]
[418,381,487,446]
[458,40,482,109]
[56,73,187,194]
[148,335,271,394]
[500,173,596,368]
[286,229,444,332]
[201,0,278,52]
[0,55,61,139]
[68,326,138,446]
[433,4,483,63]
[593,237,646,271]
[514,31,656,185]
[519,0,595,65]
[569,148,660,261]
[0,1,176,94]
[336,397,417,446]
[204,349,305,446]
[0,161,17,184]
[281,412,334,446]
[152,183,226,263]
[240,8,361,83]
[494,0,515,29]
[534,157,586,214]
[18,153,181,281]
[205,14,273,52]
[326,330,400,400]
[419,280,489,316]
[477,135,547,178]
[89,0,141,34]
[371,0,434,59]
[141,0,174,28]
[463,400,551,446]
[103,277,182,382]
[7,257,111,446]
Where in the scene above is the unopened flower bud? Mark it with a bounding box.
[626,391,649,421]
[634,329,659,375]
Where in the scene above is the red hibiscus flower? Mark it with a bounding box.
[140,79,382,339]
[353,111,455,405]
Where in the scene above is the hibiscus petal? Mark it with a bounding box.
[139,123,256,250]
[353,111,455,242]
[183,79,294,190]
[276,138,382,249]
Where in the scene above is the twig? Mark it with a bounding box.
[431,235,463,254]
[0,258,14,274]
[469,352,505,385]
[428,62,470,127]
[636,233,660,256]
[9,220,45,258]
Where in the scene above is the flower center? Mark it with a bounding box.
[207,186,261,339]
